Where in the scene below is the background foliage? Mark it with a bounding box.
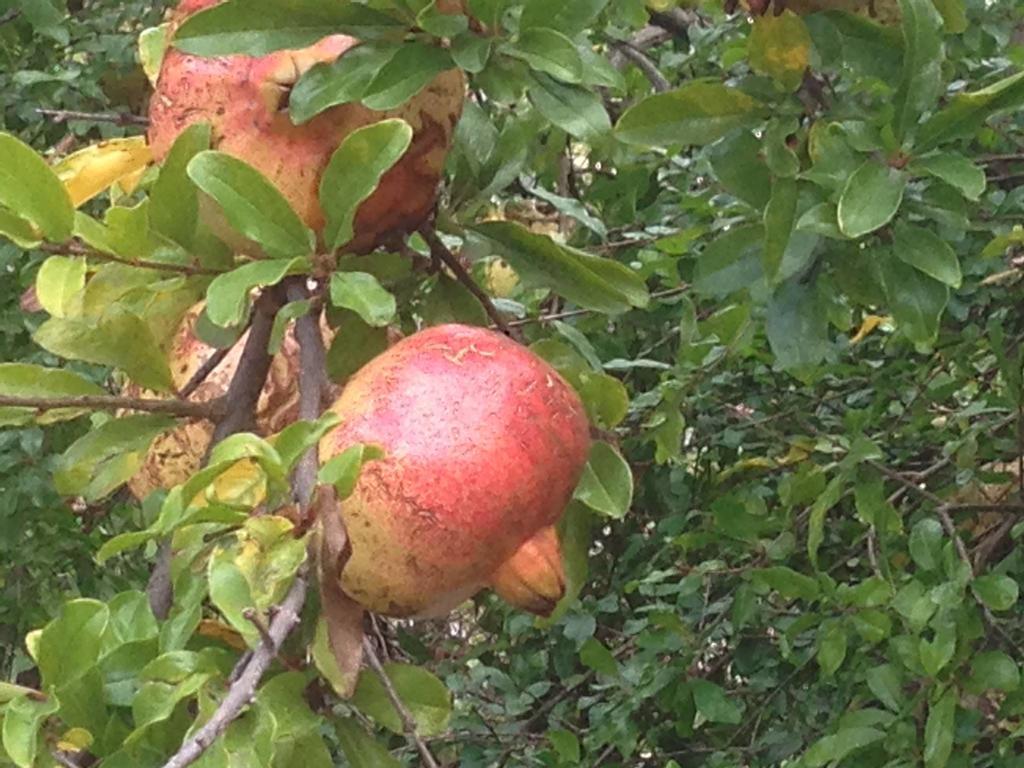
[2,0,1024,766]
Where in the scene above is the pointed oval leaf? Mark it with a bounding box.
[616,83,765,148]
[0,132,74,241]
[893,222,961,288]
[910,151,986,201]
[328,272,396,327]
[290,44,398,125]
[361,43,454,111]
[352,663,452,737]
[471,221,648,314]
[509,28,584,83]
[573,441,633,519]
[35,255,86,318]
[893,0,944,140]
[205,257,310,328]
[527,72,611,140]
[187,151,314,258]
[320,119,413,251]
[837,161,907,238]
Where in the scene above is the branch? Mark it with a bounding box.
[40,241,220,277]
[161,567,309,768]
[0,8,20,25]
[0,393,220,418]
[36,108,149,127]
[178,346,233,399]
[285,278,329,512]
[418,226,514,337]
[362,637,440,768]
[162,284,326,768]
[609,39,671,92]
[505,285,688,329]
[210,290,282,443]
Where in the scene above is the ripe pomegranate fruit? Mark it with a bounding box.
[148,0,465,253]
[319,324,591,618]
[127,303,317,499]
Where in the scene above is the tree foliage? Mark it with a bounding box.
[1,0,1024,766]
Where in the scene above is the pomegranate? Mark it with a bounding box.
[319,324,591,618]
[127,303,317,499]
[148,0,465,253]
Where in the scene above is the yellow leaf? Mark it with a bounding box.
[56,727,93,752]
[749,11,812,92]
[53,137,152,208]
[197,618,247,651]
[850,314,892,344]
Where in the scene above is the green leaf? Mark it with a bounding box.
[577,371,629,429]
[328,272,397,328]
[910,152,986,201]
[272,413,341,471]
[187,150,314,258]
[335,718,402,768]
[527,72,611,140]
[878,251,949,346]
[804,727,884,767]
[547,729,581,764]
[973,574,1019,612]
[320,119,413,251]
[290,44,398,125]
[352,663,452,738]
[690,680,742,725]
[149,123,211,249]
[325,312,387,383]
[923,687,956,768]
[173,0,403,55]
[920,620,956,677]
[0,132,74,241]
[508,28,584,83]
[753,566,820,601]
[579,637,618,676]
[573,441,633,519]
[709,130,771,209]
[53,414,175,501]
[37,599,109,687]
[916,70,1024,152]
[472,221,648,314]
[749,11,812,92]
[817,620,848,676]
[0,208,39,248]
[837,161,908,238]
[763,177,798,280]
[205,257,310,327]
[0,363,105,415]
[35,255,85,318]
[893,0,944,140]
[866,664,903,712]
[2,694,60,768]
[421,274,488,327]
[519,0,609,36]
[319,443,384,499]
[34,314,174,392]
[893,222,961,288]
[908,518,943,570]
[807,475,844,568]
[615,83,765,148]
[766,278,829,372]
[968,651,1020,693]
[362,43,454,111]
[693,225,763,297]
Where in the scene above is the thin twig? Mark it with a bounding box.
[0,393,220,418]
[36,107,149,127]
[505,285,689,328]
[161,568,309,768]
[362,636,441,768]
[40,241,220,277]
[418,226,514,337]
[178,346,233,399]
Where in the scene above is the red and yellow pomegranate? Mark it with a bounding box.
[127,303,316,499]
[319,324,591,618]
[148,0,465,253]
